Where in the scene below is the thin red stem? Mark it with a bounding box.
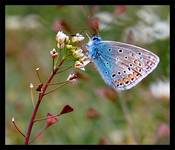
[29,127,46,144]
[34,113,61,122]
[24,59,64,145]
[12,120,25,137]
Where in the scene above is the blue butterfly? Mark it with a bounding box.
[86,35,159,91]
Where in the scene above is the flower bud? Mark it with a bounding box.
[50,48,58,58]
[72,33,85,43]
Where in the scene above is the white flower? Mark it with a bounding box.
[137,6,159,25]
[57,43,65,49]
[66,44,73,49]
[29,83,34,89]
[6,15,41,30]
[66,73,77,81]
[80,56,91,66]
[50,48,58,58]
[12,117,15,122]
[95,12,115,30]
[74,56,91,71]
[123,6,169,44]
[72,33,85,43]
[109,130,124,144]
[149,79,169,99]
[73,48,84,59]
[74,61,85,71]
[36,67,40,71]
[56,31,69,48]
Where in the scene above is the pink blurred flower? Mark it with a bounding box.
[88,17,99,34]
[157,123,170,139]
[114,5,127,16]
[98,137,109,144]
[52,19,71,32]
[86,107,100,119]
[96,87,117,102]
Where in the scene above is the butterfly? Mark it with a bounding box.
[86,35,159,91]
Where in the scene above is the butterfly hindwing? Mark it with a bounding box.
[92,41,159,90]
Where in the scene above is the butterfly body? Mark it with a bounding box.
[86,36,159,91]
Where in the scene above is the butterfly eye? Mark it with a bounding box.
[92,37,99,41]
[118,49,123,53]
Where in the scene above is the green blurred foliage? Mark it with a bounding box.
[6,5,169,144]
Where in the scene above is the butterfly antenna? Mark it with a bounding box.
[85,33,91,40]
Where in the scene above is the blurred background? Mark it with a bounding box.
[5,5,170,144]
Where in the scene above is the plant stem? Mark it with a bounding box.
[44,82,68,96]
[12,120,25,137]
[24,59,64,145]
[117,93,140,144]
[34,113,61,122]
[29,127,46,144]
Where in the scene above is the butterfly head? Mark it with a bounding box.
[85,35,102,59]
[91,35,102,42]
[86,35,102,48]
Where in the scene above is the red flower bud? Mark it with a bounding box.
[46,113,58,128]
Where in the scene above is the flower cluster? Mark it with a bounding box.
[51,31,90,71]
[56,31,69,48]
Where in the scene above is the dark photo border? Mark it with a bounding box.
[1,0,174,149]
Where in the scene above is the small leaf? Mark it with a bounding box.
[60,105,74,115]
[46,113,58,128]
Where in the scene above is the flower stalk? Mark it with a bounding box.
[12,117,26,138]
[13,31,87,144]
[24,60,64,144]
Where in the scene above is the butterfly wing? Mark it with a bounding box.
[91,41,159,91]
